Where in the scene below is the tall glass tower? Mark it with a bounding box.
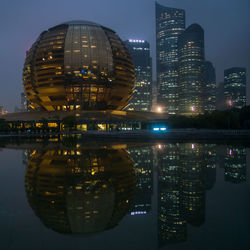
[178,24,205,115]
[124,39,152,111]
[224,67,246,109]
[155,1,185,114]
[204,61,216,113]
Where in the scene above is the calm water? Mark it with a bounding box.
[0,139,249,250]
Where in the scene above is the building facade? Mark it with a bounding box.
[0,106,7,115]
[124,40,152,111]
[21,92,27,112]
[224,67,246,109]
[155,2,185,114]
[216,82,226,110]
[23,20,135,111]
[178,24,205,115]
[204,61,216,113]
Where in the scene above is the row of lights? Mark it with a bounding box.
[129,39,145,43]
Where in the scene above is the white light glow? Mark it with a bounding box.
[156,106,163,113]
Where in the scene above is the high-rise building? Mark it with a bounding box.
[21,92,28,112]
[224,67,246,109]
[204,61,216,113]
[124,40,152,111]
[155,1,185,114]
[178,24,205,115]
[216,82,226,110]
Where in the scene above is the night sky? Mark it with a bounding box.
[0,0,249,112]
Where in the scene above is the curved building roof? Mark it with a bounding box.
[62,20,101,26]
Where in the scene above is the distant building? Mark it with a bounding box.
[204,61,216,113]
[151,80,158,112]
[0,106,7,115]
[124,40,152,111]
[155,1,185,114]
[21,92,28,112]
[224,67,246,109]
[178,24,205,115]
[216,82,226,110]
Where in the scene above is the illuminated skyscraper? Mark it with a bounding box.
[155,1,185,114]
[178,24,205,115]
[204,61,216,113]
[224,67,246,109]
[124,40,152,111]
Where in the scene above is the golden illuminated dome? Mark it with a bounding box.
[25,147,136,234]
[23,20,135,111]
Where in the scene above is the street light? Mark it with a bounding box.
[156,106,163,113]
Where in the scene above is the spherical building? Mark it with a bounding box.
[23,21,135,111]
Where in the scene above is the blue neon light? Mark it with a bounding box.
[153,126,168,132]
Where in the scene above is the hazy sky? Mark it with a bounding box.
[0,0,249,111]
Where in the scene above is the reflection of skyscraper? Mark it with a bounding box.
[204,144,217,190]
[180,144,206,227]
[224,147,247,183]
[178,24,205,115]
[124,40,152,111]
[155,2,185,114]
[156,143,208,248]
[157,144,187,247]
[25,147,136,234]
[128,146,153,215]
[224,67,246,109]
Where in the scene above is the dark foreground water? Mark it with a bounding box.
[0,139,249,250]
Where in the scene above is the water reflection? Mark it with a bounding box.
[155,143,247,248]
[3,139,247,249]
[25,146,136,235]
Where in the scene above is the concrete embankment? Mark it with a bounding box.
[1,129,250,141]
[79,129,250,141]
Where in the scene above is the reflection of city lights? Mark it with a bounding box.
[158,144,162,149]
[191,106,195,111]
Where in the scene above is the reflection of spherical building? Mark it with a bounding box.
[25,147,135,234]
[23,21,135,111]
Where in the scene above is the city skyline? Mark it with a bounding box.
[0,0,249,111]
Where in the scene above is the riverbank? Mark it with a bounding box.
[1,129,250,140]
